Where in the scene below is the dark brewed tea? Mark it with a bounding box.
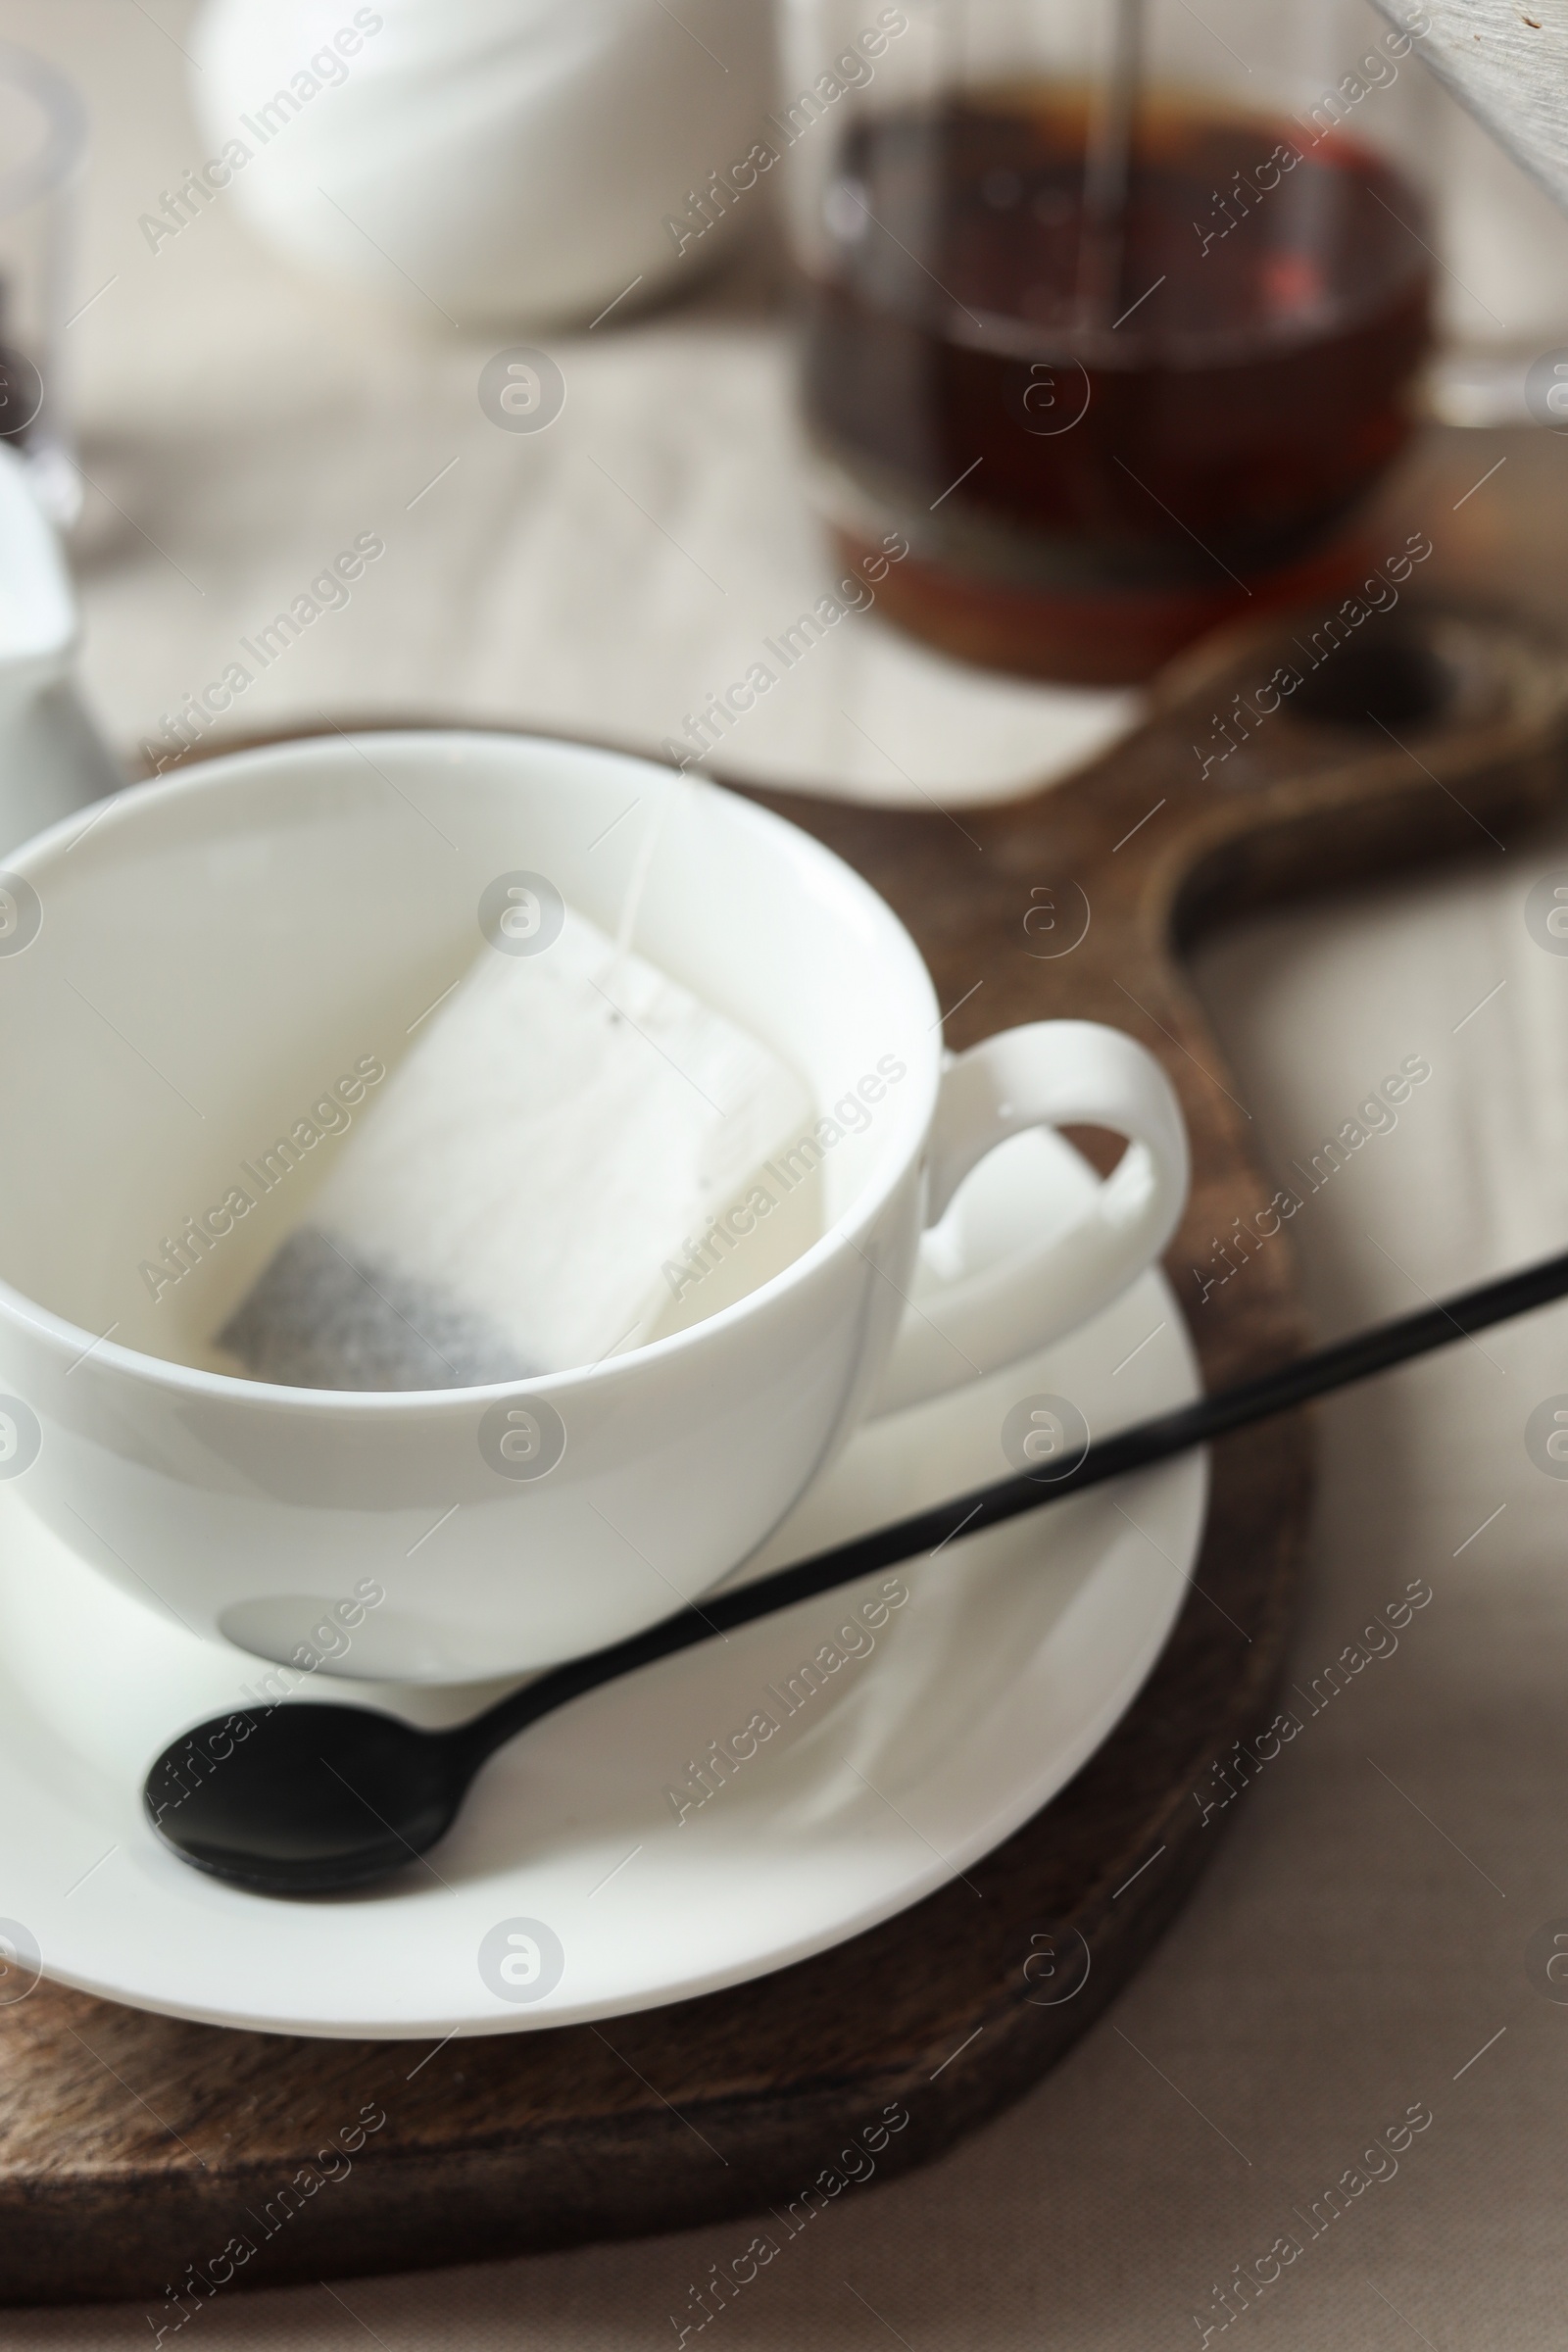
[800,89,1435,681]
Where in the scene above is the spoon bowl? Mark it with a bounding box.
[145,1704,468,1895]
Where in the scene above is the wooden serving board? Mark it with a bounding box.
[4,599,1567,2306]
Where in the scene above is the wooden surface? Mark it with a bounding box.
[4,600,1568,2307]
[1372,0,1568,212]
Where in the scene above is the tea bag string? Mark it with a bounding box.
[598,765,683,1012]
[1077,0,1148,332]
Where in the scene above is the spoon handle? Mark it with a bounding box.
[454,1245,1568,1769]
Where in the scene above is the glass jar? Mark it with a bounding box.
[0,44,85,528]
[779,0,1439,682]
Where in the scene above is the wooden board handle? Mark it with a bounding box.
[748,599,1568,1368]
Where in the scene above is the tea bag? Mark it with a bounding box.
[217,906,814,1390]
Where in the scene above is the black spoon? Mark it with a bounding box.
[144,1246,1568,1896]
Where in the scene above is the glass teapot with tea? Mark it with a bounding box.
[781,0,1437,683]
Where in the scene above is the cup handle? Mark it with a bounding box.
[868,1021,1189,1418]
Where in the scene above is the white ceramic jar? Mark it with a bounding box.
[187,0,774,324]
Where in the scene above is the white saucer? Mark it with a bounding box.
[0,1134,1204,2039]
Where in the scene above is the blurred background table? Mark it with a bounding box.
[10,2,1568,2345]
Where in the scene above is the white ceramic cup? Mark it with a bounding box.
[0,734,1188,1683]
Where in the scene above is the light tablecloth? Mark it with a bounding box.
[11,3,1568,2344]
